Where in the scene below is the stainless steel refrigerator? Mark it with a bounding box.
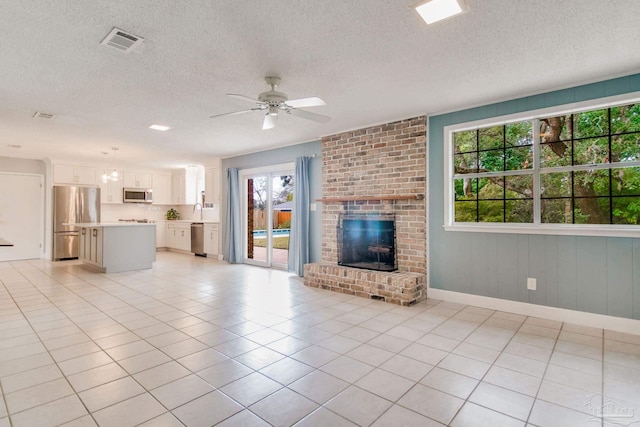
[53,186,100,260]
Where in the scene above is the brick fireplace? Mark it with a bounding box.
[304,116,427,305]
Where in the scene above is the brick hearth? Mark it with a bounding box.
[304,116,427,305]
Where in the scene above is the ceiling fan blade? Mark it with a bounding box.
[227,93,262,104]
[288,108,331,123]
[210,109,257,119]
[263,114,277,130]
[285,97,326,108]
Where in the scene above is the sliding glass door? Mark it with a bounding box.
[241,163,294,269]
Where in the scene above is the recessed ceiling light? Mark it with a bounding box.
[149,124,171,131]
[414,0,468,24]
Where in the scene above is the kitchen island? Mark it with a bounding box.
[70,223,156,273]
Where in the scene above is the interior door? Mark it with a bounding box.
[242,165,293,269]
[0,173,44,261]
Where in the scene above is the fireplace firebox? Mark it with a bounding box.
[337,214,397,272]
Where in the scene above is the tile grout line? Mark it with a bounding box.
[2,262,190,426]
[441,309,532,425]
[523,319,562,426]
[0,268,97,427]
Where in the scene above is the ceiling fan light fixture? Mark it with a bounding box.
[263,114,276,130]
[268,106,279,116]
[414,0,468,24]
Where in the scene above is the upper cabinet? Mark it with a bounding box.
[53,164,97,185]
[172,166,204,205]
[100,172,123,204]
[123,171,152,188]
[152,173,172,205]
[204,167,220,206]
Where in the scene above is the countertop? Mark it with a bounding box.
[163,220,219,224]
[65,222,156,227]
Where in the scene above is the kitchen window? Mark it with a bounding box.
[444,96,640,237]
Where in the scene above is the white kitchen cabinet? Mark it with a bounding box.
[79,226,102,266]
[53,164,97,185]
[172,166,204,205]
[152,173,172,205]
[203,223,219,256]
[204,167,220,205]
[155,221,166,248]
[172,172,185,205]
[99,173,123,204]
[166,222,190,251]
[123,171,152,188]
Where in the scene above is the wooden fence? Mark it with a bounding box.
[253,210,291,229]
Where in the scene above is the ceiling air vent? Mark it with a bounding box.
[33,112,55,119]
[100,27,144,53]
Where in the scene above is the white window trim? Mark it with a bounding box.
[444,92,640,238]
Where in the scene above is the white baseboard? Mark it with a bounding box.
[427,288,640,336]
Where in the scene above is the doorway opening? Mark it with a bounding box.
[242,164,294,269]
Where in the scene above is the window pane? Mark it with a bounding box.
[611,167,640,196]
[540,115,571,142]
[454,201,477,222]
[479,149,504,172]
[454,153,477,174]
[612,197,640,225]
[540,142,571,168]
[478,201,504,222]
[611,134,640,162]
[574,197,611,224]
[573,108,608,138]
[454,130,477,153]
[574,170,610,197]
[505,146,533,170]
[541,172,571,198]
[478,178,503,200]
[454,178,477,200]
[574,137,609,165]
[505,175,533,199]
[505,199,533,223]
[506,121,533,147]
[542,199,572,224]
[479,126,503,150]
[610,104,640,134]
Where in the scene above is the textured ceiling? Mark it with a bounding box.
[1,0,639,169]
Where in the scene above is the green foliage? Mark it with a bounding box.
[165,208,180,220]
[453,103,640,225]
[252,236,289,249]
[277,220,291,229]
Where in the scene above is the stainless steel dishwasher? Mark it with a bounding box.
[190,223,206,256]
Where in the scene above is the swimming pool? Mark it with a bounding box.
[252,229,290,237]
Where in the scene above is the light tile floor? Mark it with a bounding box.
[0,252,639,427]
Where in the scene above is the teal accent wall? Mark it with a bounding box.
[428,74,640,319]
[221,141,323,264]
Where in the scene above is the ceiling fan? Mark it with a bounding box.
[210,76,330,130]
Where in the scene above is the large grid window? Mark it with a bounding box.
[450,102,640,228]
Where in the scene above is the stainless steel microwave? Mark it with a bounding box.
[123,188,153,203]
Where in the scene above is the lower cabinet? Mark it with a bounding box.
[155,221,166,248]
[79,227,103,267]
[166,222,191,252]
[203,223,219,256]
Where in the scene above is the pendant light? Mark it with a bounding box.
[110,147,119,181]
